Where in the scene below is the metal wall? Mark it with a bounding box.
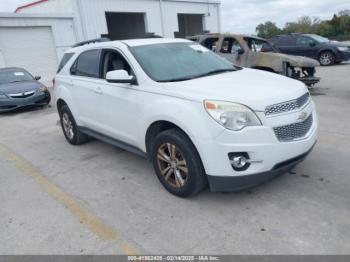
[0,14,77,60]
[16,0,221,40]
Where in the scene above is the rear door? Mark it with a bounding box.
[70,49,103,129]
[275,35,297,55]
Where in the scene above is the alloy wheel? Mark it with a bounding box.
[156,143,189,188]
[320,53,333,65]
[62,113,74,140]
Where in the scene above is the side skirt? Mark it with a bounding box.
[78,126,148,159]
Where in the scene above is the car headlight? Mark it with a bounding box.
[38,86,48,92]
[338,47,349,52]
[204,100,262,131]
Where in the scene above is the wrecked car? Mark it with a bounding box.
[188,34,321,86]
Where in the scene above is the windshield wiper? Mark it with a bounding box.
[158,76,197,83]
[158,68,236,83]
[193,68,236,79]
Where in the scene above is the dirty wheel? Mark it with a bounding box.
[319,51,335,66]
[151,129,207,197]
[59,105,89,145]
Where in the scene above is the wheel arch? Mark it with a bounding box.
[145,120,208,175]
[57,98,67,112]
[145,120,193,157]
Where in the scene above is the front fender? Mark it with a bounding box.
[137,96,224,152]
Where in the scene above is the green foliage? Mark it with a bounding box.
[255,21,282,39]
[255,10,350,40]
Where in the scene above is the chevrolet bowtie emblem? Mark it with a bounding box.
[298,111,308,121]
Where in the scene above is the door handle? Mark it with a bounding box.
[94,87,103,95]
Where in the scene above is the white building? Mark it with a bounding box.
[0,0,221,84]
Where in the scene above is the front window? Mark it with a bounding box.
[245,37,278,53]
[0,69,33,85]
[130,42,236,82]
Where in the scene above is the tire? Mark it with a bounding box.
[151,129,207,198]
[319,51,335,66]
[58,105,89,145]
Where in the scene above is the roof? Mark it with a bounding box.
[122,38,191,47]
[68,38,191,52]
[15,0,49,13]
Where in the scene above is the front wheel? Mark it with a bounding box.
[151,129,207,198]
[319,51,335,66]
[59,105,89,145]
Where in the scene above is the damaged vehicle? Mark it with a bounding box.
[188,34,321,87]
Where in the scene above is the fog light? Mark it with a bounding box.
[228,152,251,171]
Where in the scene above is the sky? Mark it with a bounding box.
[1,0,350,34]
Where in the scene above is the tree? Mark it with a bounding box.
[255,21,281,39]
[254,10,350,41]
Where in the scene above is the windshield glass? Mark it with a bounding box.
[0,69,33,85]
[130,42,236,82]
[308,34,330,43]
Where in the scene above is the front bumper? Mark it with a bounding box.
[336,51,350,62]
[207,143,315,192]
[194,101,318,192]
[0,91,51,113]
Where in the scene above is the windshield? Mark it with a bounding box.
[0,69,33,85]
[308,34,330,43]
[130,42,236,82]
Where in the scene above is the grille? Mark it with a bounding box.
[9,91,35,99]
[274,114,313,142]
[265,93,310,116]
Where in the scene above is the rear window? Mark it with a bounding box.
[57,52,74,73]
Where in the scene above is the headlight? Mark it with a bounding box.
[204,100,262,131]
[38,86,48,92]
[338,47,348,52]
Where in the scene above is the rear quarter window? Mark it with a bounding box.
[57,52,75,73]
[70,49,101,78]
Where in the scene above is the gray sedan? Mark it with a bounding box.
[0,67,51,113]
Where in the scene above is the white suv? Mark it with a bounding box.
[55,38,318,197]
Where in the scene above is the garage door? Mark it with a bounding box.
[0,27,58,86]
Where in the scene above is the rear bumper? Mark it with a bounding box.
[208,143,315,192]
[0,91,51,113]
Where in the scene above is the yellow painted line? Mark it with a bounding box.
[0,144,139,254]
[121,242,141,255]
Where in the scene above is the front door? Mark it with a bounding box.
[217,37,245,66]
[96,49,139,146]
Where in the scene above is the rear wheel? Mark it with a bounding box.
[319,51,335,66]
[59,105,89,145]
[151,129,207,198]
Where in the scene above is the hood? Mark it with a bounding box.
[0,81,43,94]
[160,68,308,111]
[324,40,350,48]
[267,52,320,67]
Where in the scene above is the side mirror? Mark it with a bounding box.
[35,76,41,80]
[238,49,245,55]
[106,70,137,85]
[309,42,316,47]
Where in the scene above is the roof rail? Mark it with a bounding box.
[72,37,111,48]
